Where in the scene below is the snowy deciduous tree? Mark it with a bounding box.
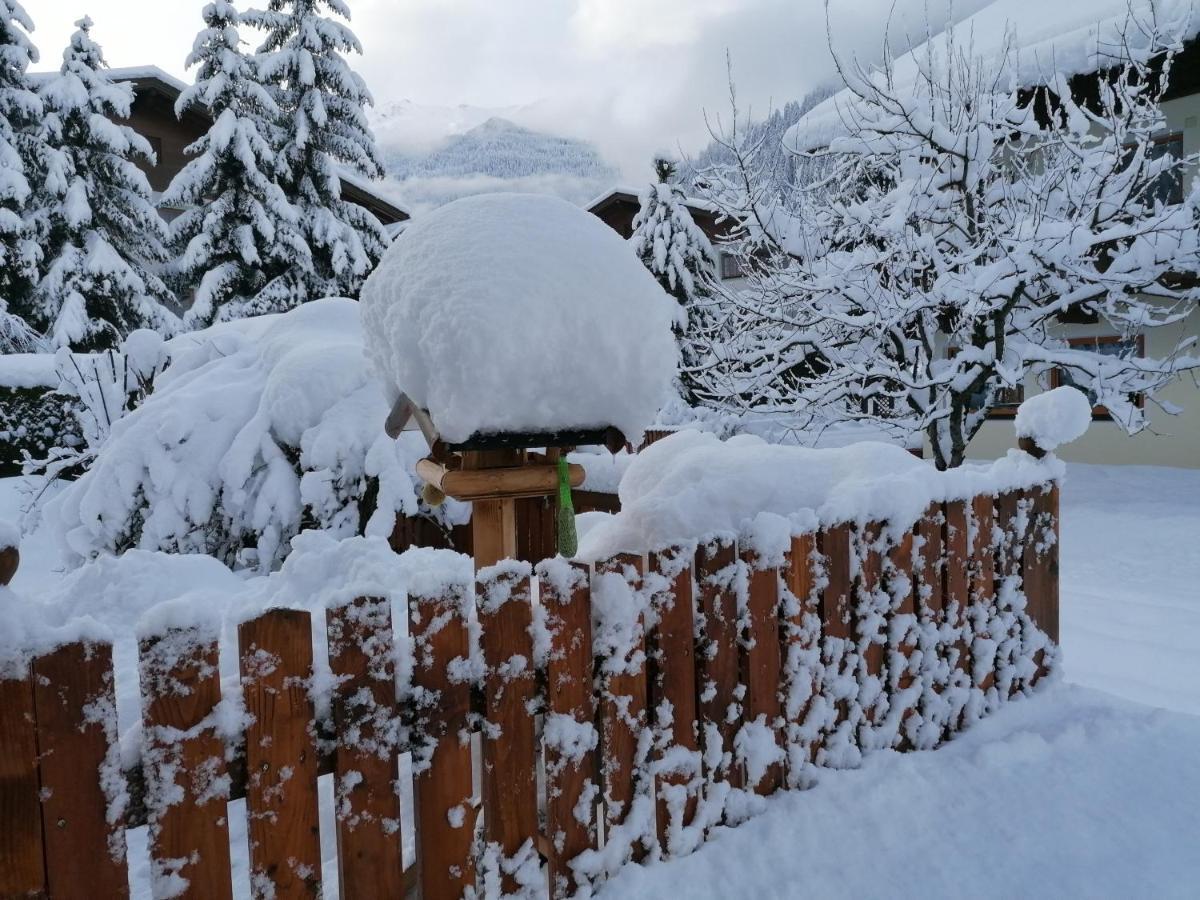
[697,14,1200,469]
[163,0,310,327]
[0,0,44,349]
[30,18,178,351]
[244,0,388,299]
[630,156,720,404]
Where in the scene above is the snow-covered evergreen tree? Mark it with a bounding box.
[30,18,178,350]
[698,15,1200,469]
[630,156,720,404]
[163,0,310,327]
[0,0,44,350]
[243,0,388,299]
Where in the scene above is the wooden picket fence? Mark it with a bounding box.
[0,484,1059,899]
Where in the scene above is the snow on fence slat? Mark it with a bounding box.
[0,484,1061,898]
[139,626,233,899]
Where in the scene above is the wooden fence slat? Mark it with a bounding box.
[820,525,853,642]
[970,496,996,692]
[595,553,649,860]
[944,501,971,680]
[917,505,944,621]
[856,523,886,683]
[695,539,743,791]
[739,548,783,795]
[885,529,919,746]
[995,490,1026,697]
[649,547,700,851]
[541,561,597,899]
[782,534,821,771]
[1022,484,1060,682]
[478,567,539,893]
[238,610,322,899]
[33,641,129,900]
[0,669,47,898]
[326,598,404,900]
[140,628,233,899]
[410,578,477,899]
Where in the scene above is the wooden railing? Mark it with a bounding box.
[0,484,1059,899]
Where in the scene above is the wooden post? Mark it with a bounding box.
[695,538,743,791]
[33,641,130,900]
[326,598,405,900]
[540,561,598,898]
[462,449,523,570]
[140,627,233,900]
[970,495,996,693]
[239,610,322,900]
[740,547,783,795]
[0,667,46,898]
[782,533,821,771]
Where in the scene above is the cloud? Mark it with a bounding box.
[29,0,997,179]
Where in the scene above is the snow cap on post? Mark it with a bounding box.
[359,193,678,445]
[1015,386,1093,456]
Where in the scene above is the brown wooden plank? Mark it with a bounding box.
[916,504,944,622]
[820,524,853,641]
[856,523,886,683]
[648,547,700,852]
[595,553,649,859]
[695,538,743,791]
[540,561,597,898]
[782,533,821,770]
[326,598,404,900]
[994,490,1025,696]
[739,548,783,795]
[1023,484,1061,682]
[944,500,971,681]
[478,565,539,892]
[970,495,996,692]
[238,610,321,899]
[33,641,129,900]
[139,627,233,899]
[409,577,477,899]
[885,529,919,747]
[0,669,47,898]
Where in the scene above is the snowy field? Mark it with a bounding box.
[2,461,1198,898]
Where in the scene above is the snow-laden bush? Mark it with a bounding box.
[46,298,461,571]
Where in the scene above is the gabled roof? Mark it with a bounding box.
[585,184,717,217]
[788,0,1200,152]
[34,64,410,224]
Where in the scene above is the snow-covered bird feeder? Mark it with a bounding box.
[361,193,677,567]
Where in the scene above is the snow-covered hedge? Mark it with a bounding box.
[46,299,463,571]
[0,355,82,477]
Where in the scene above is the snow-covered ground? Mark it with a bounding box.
[1,460,1197,897]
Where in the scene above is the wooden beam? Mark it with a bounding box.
[416,458,584,502]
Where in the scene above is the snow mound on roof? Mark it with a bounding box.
[789,0,1200,151]
[578,430,1060,559]
[360,192,678,444]
[1015,387,1093,451]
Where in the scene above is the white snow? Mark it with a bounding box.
[0,457,1196,897]
[1014,387,1093,452]
[359,192,678,444]
[789,0,1200,151]
[44,298,463,571]
[0,352,59,389]
[579,430,1059,559]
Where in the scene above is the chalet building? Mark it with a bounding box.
[108,66,409,230]
[789,20,1200,470]
[586,186,747,284]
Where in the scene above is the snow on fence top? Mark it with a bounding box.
[0,353,58,390]
[360,192,678,444]
[788,0,1200,151]
[1015,386,1093,452]
[578,431,1062,561]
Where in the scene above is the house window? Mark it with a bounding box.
[1049,334,1146,420]
[963,381,1025,419]
[1123,132,1183,207]
[719,252,743,280]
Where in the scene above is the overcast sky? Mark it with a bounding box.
[29,0,993,176]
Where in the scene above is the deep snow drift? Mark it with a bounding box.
[359,192,678,444]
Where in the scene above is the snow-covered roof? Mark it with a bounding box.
[788,0,1200,151]
[585,184,717,216]
[360,192,678,444]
